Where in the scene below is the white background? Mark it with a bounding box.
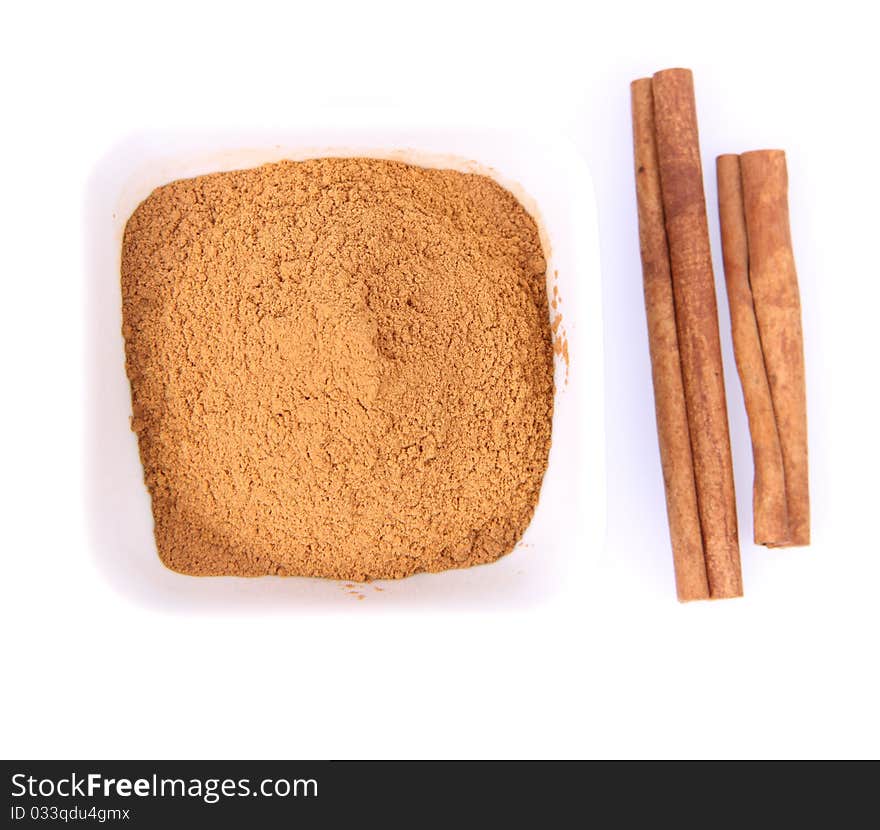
[2,0,877,759]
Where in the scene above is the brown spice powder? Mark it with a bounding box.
[121,157,554,580]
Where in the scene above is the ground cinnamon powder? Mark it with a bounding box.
[121,158,554,579]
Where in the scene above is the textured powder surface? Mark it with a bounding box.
[121,158,554,579]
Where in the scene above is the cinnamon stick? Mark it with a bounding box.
[651,68,742,598]
[716,154,790,546]
[739,150,810,546]
[631,78,710,601]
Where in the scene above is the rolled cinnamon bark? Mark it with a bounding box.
[631,78,710,601]
[739,150,809,546]
[716,154,790,546]
[651,68,742,598]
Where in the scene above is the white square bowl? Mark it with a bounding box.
[85,117,605,612]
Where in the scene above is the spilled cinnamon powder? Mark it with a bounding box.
[121,158,554,580]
